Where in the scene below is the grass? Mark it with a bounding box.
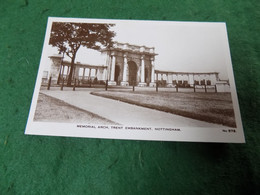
[34,93,118,124]
[91,90,236,127]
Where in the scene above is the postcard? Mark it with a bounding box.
[25,17,245,143]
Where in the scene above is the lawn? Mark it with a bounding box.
[91,90,236,127]
[34,93,118,124]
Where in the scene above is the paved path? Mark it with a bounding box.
[41,88,225,127]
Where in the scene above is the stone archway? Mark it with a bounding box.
[101,42,157,87]
[128,61,137,86]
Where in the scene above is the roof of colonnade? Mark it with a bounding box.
[155,70,219,75]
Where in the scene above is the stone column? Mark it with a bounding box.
[105,53,110,81]
[121,53,129,86]
[96,69,99,80]
[66,66,70,80]
[141,56,145,83]
[138,55,146,87]
[111,56,115,81]
[95,69,98,77]
[167,73,173,87]
[149,57,156,87]
[188,73,194,87]
[82,68,85,79]
[108,53,117,85]
[89,68,91,79]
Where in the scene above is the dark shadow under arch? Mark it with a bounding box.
[115,65,120,85]
[128,61,137,86]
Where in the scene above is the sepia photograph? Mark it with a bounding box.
[25,17,245,143]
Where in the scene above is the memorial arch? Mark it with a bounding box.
[101,41,157,87]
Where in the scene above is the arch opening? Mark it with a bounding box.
[115,65,121,85]
[128,61,137,86]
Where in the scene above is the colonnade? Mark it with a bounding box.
[77,67,98,80]
[59,65,71,80]
[59,64,105,81]
[155,72,218,87]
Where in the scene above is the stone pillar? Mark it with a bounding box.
[95,69,98,77]
[105,53,110,81]
[121,54,129,86]
[82,68,85,80]
[188,74,194,87]
[149,58,156,87]
[89,68,91,79]
[138,55,146,86]
[96,69,99,80]
[110,56,115,81]
[108,53,117,85]
[66,66,70,80]
[141,57,145,83]
[167,73,173,87]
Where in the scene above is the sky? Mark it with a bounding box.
[46,20,232,80]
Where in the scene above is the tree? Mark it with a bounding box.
[49,22,115,86]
